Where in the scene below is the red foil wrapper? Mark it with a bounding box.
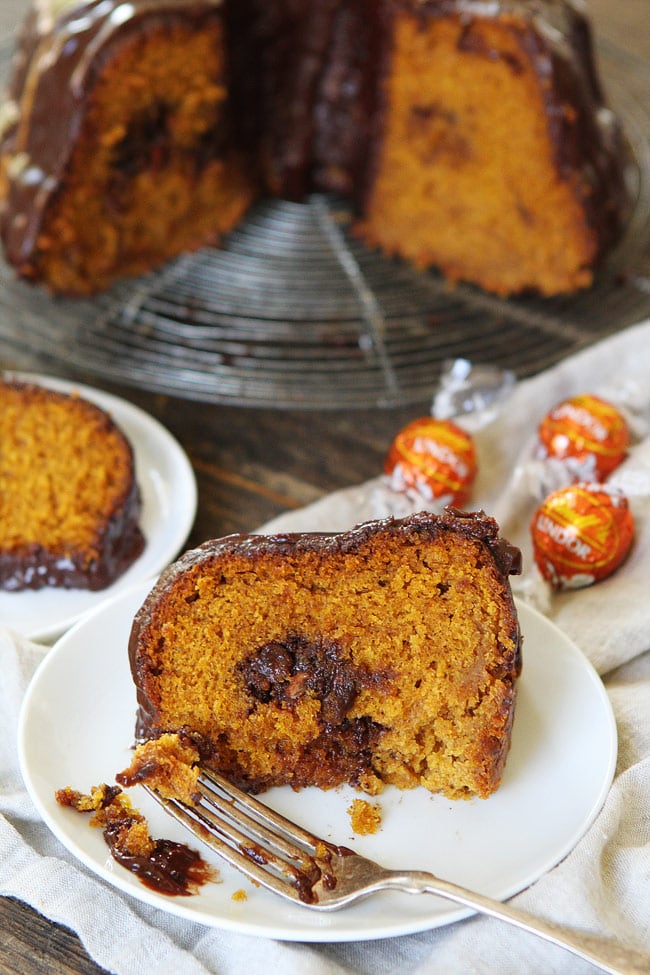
[384,418,477,505]
[531,483,634,589]
[538,393,629,480]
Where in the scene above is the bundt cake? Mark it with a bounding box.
[127,510,522,801]
[0,379,145,590]
[0,0,627,297]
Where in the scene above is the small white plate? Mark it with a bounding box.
[18,585,617,942]
[1,372,197,642]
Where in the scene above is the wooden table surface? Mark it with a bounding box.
[0,2,648,972]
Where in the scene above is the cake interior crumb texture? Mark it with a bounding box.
[359,14,606,296]
[0,0,628,297]
[23,17,254,295]
[131,514,522,800]
[348,798,382,835]
[0,380,144,590]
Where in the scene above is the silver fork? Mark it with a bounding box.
[145,770,649,975]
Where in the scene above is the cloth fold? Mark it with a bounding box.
[264,317,650,676]
[3,320,650,973]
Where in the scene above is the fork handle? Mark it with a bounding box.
[384,871,648,975]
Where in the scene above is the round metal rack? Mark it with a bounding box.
[2,38,650,409]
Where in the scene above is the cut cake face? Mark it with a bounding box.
[0,380,144,590]
[129,510,522,801]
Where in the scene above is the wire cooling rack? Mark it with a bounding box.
[1,38,650,409]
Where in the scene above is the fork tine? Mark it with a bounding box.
[197,772,315,867]
[142,770,341,905]
[199,769,343,858]
[143,786,315,903]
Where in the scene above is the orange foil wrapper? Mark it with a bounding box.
[384,418,477,505]
[531,483,634,589]
[538,393,629,480]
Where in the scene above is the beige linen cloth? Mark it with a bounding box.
[2,320,650,974]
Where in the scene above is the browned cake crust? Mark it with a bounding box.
[0,0,628,297]
[129,510,522,800]
[0,380,145,590]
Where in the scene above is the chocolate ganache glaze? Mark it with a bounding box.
[0,0,629,284]
[0,485,144,591]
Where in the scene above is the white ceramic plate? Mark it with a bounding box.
[18,586,617,943]
[0,372,197,642]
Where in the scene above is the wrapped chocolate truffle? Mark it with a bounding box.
[531,482,634,590]
[537,393,629,481]
[384,417,477,506]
